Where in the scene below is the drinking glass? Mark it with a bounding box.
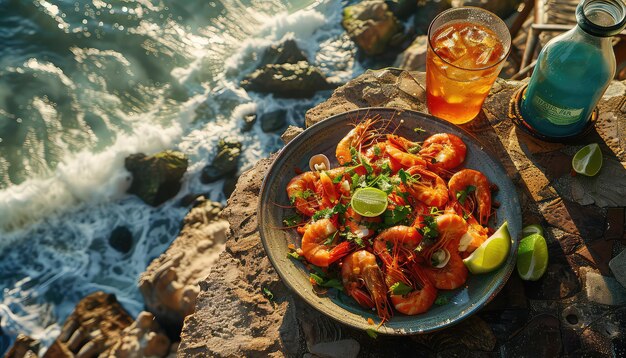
[426,7,511,124]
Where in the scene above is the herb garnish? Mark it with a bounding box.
[390,282,413,295]
[283,213,302,227]
[456,185,476,205]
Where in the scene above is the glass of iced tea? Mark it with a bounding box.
[426,7,511,124]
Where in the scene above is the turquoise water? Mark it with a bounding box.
[0,0,362,352]
[521,40,613,137]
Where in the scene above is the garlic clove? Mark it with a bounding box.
[432,248,451,268]
[309,154,331,172]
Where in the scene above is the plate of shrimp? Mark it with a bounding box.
[258,107,522,335]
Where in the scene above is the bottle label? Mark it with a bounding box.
[531,95,584,126]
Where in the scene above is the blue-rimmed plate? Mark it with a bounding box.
[258,107,521,334]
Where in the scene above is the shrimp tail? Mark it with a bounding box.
[348,288,376,309]
[327,241,353,264]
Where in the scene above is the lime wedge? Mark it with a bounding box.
[463,221,511,274]
[572,143,602,176]
[516,233,548,281]
[351,187,388,217]
[522,224,543,238]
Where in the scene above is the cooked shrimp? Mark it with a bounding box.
[317,171,338,209]
[419,133,466,171]
[286,171,320,216]
[448,169,492,225]
[422,213,468,263]
[389,262,437,315]
[372,226,422,266]
[404,166,448,208]
[301,218,351,267]
[344,206,378,240]
[385,142,428,169]
[387,134,421,154]
[460,215,489,254]
[425,245,468,290]
[336,118,379,165]
[342,250,393,321]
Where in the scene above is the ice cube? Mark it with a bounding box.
[460,26,486,44]
[476,47,494,66]
[435,26,455,42]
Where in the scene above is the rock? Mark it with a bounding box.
[281,125,304,144]
[261,109,287,133]
[242,113,257,132]
[241,61,332,98]
[412,315,497,353]
[42,292,133,357]
[451,0,524,19]
[107,311,171,358]
[223,175,239,198]
[139,198,228,337]
[108,226,133,254]
[414,0,452,35]
[524,261,581,300]
[583,269,626,306]
[342,1,402,56]
[609,249,626,288]
[125,151,188,206]
[385,0,417,20]
[200,138,242,183]
[604,207,625,241]
[4,334,39,358]
[259,38,307,66]
[393,35,428,71]
[309,339,360,358]
[501,314,562,357]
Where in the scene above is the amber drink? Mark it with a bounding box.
[426,8,511,124]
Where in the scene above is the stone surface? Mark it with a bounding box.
[584,269,626,306]
[610,249,626,288]
[242,113,257,132]
[342,1,402,56]
[261,109,287,133]
[125,150,188,206]
[139,198,228,336]
[393,35,428,71]
[3,334,39,358]
[107,311,172,358]
[241,61,332,98]
[180,69,626,356]
[414,0,451,35]
[42,292,133,357]
[451,0,524,18]
[259,39,308,67]
[280,125,304,144]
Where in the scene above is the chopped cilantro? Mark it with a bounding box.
[435,296,449,306]
[374,145,382,156]
[456,185,476,205]
[332,173,343,184]
[323,231,337,246]
[283,213,302,227]
[312,208,333,221]
[263,287,274,301]
[287,251,302,261]
[366,328,378,339]
[310,273,344,291]
[413,127,426,134]
[380,162,392,175]
[398,169,409,185]
[390,282,413,295]
[407,145,421,154]
[344,231,365,248]
[418,215,439,243]
[383,205,411,226]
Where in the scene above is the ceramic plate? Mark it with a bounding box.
[258,108,521,334]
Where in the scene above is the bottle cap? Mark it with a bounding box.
[577,0,626,37]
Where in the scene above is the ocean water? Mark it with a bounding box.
[0,0,362,352]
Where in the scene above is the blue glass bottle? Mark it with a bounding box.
[520,0,626,138]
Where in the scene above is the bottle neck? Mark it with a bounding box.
[576,0,626,37]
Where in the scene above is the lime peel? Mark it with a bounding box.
[516,233,548,281]
[572,143,602,176]
[463,221,511,274]
[522,224,543,238]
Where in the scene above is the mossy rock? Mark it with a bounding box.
[125,150,188,206]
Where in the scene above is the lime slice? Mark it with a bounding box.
[516,233,548,281]
[572,143,602,176]
[522,224,543,238]
[463,221,511,274]
[351,187,388,217]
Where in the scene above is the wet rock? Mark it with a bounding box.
[125,151,188,206]
[342,1,402,55]
[42,292,133,358]
[393,35,428,71]
[609,249,626,288]
[241,61,332,98]
[385,0,417,20]
[200,138,242,183]
[259,38,307,66]
[108,311,171,358]
[241,113,257,132]
[139,198,228,337]
[261,109,287,133]
[108,226,133,254]
[414,0,452,35]
[451,0,524,19]
[502,314,562,357]
[583,268,626,306]
[4,334,39,358]
[281,125,304,144]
